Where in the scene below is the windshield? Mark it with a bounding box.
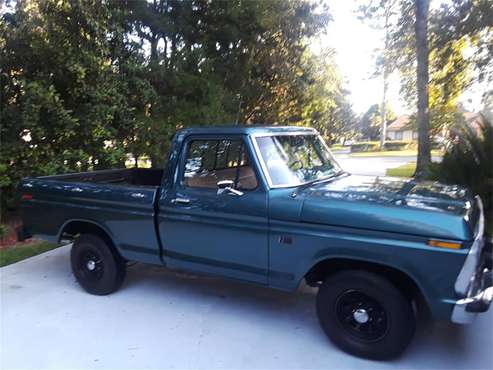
[255,134,341,187]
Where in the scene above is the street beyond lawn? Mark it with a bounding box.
[333,149,442,177]
[1,246,492,369]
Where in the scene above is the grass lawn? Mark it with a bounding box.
[329,144,346,151]
[350,149,443,157]
[0,241,59,267]
[386,162,416,177]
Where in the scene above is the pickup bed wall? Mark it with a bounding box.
[41,168,164,187]
[20,169,164,264]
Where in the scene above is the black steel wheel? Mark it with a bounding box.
[71,234,126,295]
[316,270,415,360]
[335,290,389,342]
[77,249,105,282]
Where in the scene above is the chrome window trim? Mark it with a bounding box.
[249,130,342,189]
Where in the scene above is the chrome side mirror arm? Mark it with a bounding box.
[217,180,244,196]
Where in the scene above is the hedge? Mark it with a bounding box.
[350,142,380,153]
[382,141,416,151]
[351,141,417,152]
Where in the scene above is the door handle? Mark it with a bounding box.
[171,197,191,205]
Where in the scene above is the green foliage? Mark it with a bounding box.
[358,0,492,137]
[429,116,493,217]
[382,141,416,151]
[350,140,416,153]
[0,224,8,240]
[1,0,355,213]
[0,242,59,267]
[386,162,416,177]
[357,103,397,140]
[301,50,357,144]
[350,142,380,153]
[431,0,493,85]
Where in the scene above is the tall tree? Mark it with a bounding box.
[414,0,431,178]
[358,0,399,148]
[359,0,491,176]
[1,0,346,212]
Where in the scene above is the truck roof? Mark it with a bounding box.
[177,125,316,136]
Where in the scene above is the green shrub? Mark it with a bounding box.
[382,141,416,151]
[386,162,416,177]
[0,224,8,240]
[429,115,492,233]
[350,142,380,153]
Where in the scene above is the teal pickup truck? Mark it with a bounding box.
[18,126,492,359]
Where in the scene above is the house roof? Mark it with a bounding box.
[387,115,410,131]
[386,111,483,133]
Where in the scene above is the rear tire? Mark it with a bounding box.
[71,234,126,295]
[316,270,415,360]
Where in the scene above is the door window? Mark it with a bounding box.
[183,139,258,190]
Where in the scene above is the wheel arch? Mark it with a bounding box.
[304,257,431,319]
[58,219,121,257]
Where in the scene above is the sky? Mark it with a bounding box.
[314,1,486,116]
[314,1,406,115]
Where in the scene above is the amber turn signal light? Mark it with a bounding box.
[428,239,462,249]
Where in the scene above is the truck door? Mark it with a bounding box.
[157,135,269,284]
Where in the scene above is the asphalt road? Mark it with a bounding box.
[332,149,441,176]
[1,246,492,369]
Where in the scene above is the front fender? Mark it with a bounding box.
[268,220,468,320]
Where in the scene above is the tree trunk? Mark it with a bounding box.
[380,71,388,149]
[414,0,431,179]
[380,7,391,150]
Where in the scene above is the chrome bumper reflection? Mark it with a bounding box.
[452,196,493,324]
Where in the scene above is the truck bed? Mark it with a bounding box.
[40,168,164,187]
[19,168,164,264]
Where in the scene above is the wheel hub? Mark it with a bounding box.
[335,290,388,341]
[86,260,96,271]
[353,308,369,324]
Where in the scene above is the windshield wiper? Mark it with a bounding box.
[291,170,349,197]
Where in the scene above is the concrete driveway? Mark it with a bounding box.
[1,245,492,369]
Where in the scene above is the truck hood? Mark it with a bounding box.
[300,175,478,241]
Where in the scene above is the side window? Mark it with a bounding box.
[183,139,258,190]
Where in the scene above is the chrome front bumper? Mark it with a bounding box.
[452,196,493,324]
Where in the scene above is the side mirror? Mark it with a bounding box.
[217,180,243,196]
[217,180,234,189]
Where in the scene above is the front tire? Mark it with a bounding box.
[71,234,126,295]
[316,270,415,360]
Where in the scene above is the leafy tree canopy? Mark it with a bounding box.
[1,0,356,212]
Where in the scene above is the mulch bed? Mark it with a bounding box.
[0,220,39,249]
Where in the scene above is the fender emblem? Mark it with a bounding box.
[279,236,293,245]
